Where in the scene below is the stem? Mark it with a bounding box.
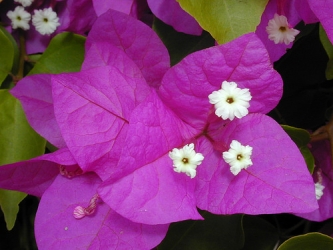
[273,108,287,124]
[282,219,306,235]
[310,114,333,169]
[16,29,27,83]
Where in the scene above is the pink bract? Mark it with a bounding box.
[256,0,333,62]
[307,0,333,44]
[85,9,170,88]
[92,0,152,25]
[98,32,317,225]
[255,0,301,62]
[10,74,66,149]
[0,148,75,197]
[51,65,150,180]
[35,173,168,249]
[0,148,169,249]
[147,0,202,35]
[159,33,283,129]
[196,113,318,214]
[93,0,135,17]
[296,140,333,222]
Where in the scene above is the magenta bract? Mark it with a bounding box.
[256,0,333,62]
[147,0,202,35]
[86,9,170,88]
[0,148,76,197]
[296,140,333,222]
[98,31,317,224]
[10,74,66,149]
[51,65,150,179]
[195,113,318,214]
[35,173,168,249]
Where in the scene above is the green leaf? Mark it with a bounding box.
[0,90,46,164]
[0,190,26,230]
[153,18,215,65]
[282,125,311,147]
[0,26,19,86]
[242,215,279,250]
[319,24,333,60]
[28,32,85,75]
[282,125,315,173]
[319,24,333,80]
[278,233,333,250]
[0,90,45,230]
[157,212,244,250]
[325,58,333,80]
[177,0,269,44]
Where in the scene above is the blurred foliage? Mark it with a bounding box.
[281,125,314,174]
[0,90,45,230]
[177,0,268,44]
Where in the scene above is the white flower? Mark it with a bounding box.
[14,0,34,7]
[208,81,252,120]
[169,143,204,178]
[7,6,31,30]
[315,182,325,200]
[223,140,253,175]
[266,14,300,45]
[32,8,60,35]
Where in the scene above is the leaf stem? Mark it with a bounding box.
[310,115,333,169]
[16,29,28,83]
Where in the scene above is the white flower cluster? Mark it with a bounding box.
[14,0,34,7]
[169,143,204,178]
[7,1,60,35]
[266,14,300,45]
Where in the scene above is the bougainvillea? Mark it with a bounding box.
[2,0,333,249]
[96,29,317,225]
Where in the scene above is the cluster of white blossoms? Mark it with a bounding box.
[169,80,254,177]
[208,80,254,175]
[208,81,252,175]
[7,1,60,35]
[223,140,253,175]
[169,143,204,178]
[208,81,252,121]
[14,0,34,7]
[315,182,325,200]
[266,13,300,45]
